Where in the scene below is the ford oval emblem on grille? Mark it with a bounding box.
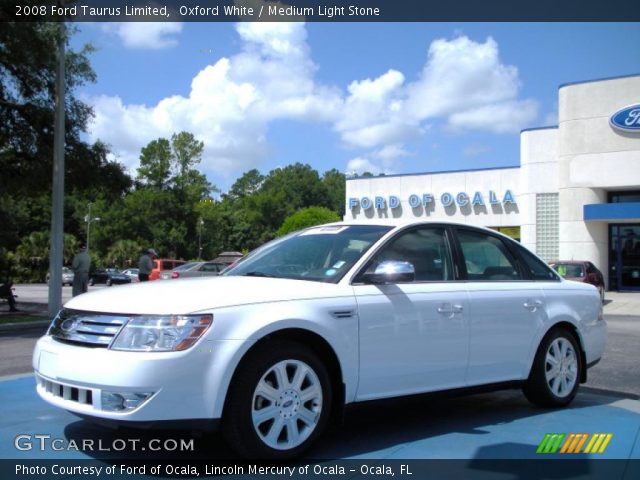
[610,104,640,133]
[61,319,78,332]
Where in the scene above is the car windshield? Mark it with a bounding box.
[553,263,585,278]
[224,224,392,283]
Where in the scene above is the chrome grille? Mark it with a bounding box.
[49,309,131,348]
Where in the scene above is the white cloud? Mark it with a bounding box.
[448,100,539,134]
[88,22,341,179]
[346,157,384,176]
[406,36,520,119]
[87,27,538,184]
[103,22,184,49]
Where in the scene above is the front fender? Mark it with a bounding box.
[198,298,358,419]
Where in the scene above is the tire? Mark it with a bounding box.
[106,278,112,287]
[599,285,605,304]
[523,328,582,408]
[222,340,332,459]
[89,278,94,286]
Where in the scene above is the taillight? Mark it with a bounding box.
[172,271,180,279]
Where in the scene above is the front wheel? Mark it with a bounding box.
[523,328,582,407]
[222,340,332,459]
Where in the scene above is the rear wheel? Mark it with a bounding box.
[106,278,112,287]
[222,340,332,459]
[524,328,582,407]
[598,285,605,303]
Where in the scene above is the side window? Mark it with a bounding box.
[200,263,218,272]
[153,260,159,269]
[368,227,453,282]
[457,229,521,281]
[162,261,173,270]
[516,245,559,281]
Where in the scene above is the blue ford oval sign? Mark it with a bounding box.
[610,104,640,132]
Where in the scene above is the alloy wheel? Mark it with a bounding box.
[251,359,322,451]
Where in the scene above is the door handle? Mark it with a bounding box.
[437,304,464,315]
[523,299,543,311]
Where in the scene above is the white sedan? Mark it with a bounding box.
[33,221,606,459]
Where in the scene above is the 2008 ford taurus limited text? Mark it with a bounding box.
[33,221,606,458]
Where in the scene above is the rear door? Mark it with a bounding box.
[453,227,547,385]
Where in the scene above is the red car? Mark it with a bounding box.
[551,261,606,302]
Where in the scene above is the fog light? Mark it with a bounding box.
[101,391,153,412]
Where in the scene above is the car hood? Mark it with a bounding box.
[63,276,351,315]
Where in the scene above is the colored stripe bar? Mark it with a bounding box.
[537,434,552,454]
[598,434,613,453]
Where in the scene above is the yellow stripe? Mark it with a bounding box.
[584,434,598,453]
[590,434,606,453]
[560,434,575,453]
[574,434,589,453]
[598,434,613,453]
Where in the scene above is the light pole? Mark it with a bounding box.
[198,218,204,260]
[85,202,100,252]
[47,20,66,317]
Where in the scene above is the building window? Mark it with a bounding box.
[536,193,559,262]
[608,191,640,203]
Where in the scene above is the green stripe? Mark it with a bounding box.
[550,434,566,453]
[537,434,552,453]
[544,434,558,453]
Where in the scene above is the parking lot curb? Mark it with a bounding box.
[0,320,50,333]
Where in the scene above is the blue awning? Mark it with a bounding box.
[584,202,640,222]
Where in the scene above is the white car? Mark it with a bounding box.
[33,221,606,459]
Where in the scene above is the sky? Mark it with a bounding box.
[70,21,640,193]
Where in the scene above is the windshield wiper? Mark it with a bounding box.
[241,271,277,278]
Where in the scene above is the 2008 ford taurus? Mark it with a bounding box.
[33,221,606,458]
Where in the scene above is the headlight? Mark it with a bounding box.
[111,314,212,352]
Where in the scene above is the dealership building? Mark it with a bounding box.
[345,74,640,291]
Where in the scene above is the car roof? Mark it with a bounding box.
[311,220,518,241]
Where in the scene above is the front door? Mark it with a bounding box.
[353,226,469,400]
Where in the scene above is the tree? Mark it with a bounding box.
[0,20,132,255]
[322,168,346,216]
[106,240,142,269]
[277,207,341,237]
[226,169,264,200]
[137,138,172,189]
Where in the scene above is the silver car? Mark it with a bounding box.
[45,267,74,286]
[160,261,228,280]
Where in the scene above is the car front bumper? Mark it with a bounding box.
[33,335,242,423]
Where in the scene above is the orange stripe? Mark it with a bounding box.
[567,433,582,453]
[560,434,575,453]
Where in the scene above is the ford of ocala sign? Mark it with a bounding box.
[349,190,516,211]
[610,104,640,132]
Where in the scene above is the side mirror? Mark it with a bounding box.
[362,261,415,284]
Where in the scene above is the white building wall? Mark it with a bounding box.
[519,127,558,254]
[558,76,640,288]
